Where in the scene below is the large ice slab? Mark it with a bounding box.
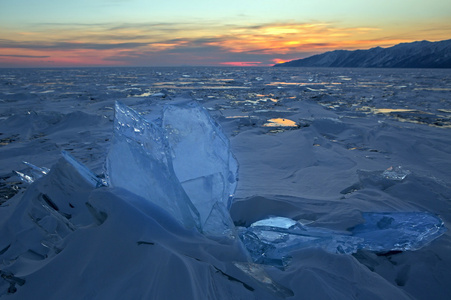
[239,213,446,267]
[162,101,238,235]
[106,102,200,229]
[105,101,237,235]
[163,101,238,209]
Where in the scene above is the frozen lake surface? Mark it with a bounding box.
[1,67,451,299]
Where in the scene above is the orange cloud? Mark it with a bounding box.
[204,23,392,55]
[1,21,450,67]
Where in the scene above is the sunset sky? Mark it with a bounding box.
[1,0,450,67]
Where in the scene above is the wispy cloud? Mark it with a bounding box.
[0,54,50,58]
[0,20,448,67]
[0,40,150,50]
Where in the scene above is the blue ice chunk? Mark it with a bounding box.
[239,217,362,267]
[162,101,238,234]
[239,213,446,267]
[352,212,446,252]
[106,101,200,229]
[382,166,410,181]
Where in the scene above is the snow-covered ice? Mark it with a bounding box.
[1,67,451,299]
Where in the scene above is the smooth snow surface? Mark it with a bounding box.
[1,67,451,299]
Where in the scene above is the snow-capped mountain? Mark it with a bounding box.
[275,39,451,68]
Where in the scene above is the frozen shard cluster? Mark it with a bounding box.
[106,101,238,235]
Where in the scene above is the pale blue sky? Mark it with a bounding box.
[2,0,450,25]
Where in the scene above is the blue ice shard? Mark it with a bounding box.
[14,161,50,184]
[162,101,238,235]
[239,213,446,267]
[23,161,50,179]
[106,101,200,229]
[351,212,446,252]
[238,217,362,267]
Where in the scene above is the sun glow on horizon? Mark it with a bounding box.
[272,58,290,64]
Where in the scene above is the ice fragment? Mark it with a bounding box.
[239,213,446,267]
[382,166,410,181]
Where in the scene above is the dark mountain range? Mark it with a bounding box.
[274,39,451,68]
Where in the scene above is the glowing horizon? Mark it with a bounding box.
[0,1,450,67]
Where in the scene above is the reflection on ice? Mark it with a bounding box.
[263,118,298,127]
[373,108,418,114]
